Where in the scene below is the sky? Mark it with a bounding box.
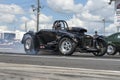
[0,0,116,35]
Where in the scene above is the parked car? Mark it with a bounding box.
[106,32,120,55]
[21,20,107,56]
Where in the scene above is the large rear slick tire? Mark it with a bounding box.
[58,37,76,56]
[24,34,39,55]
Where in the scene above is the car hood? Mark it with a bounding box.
[69,27,87,33]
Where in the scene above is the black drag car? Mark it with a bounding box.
[21,20,107,56]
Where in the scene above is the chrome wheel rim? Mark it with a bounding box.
[107,45,115,54]
[60,40,72,54]
[25,38,31,50]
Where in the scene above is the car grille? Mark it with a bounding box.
[84,36,93,47]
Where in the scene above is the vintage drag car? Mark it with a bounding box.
[21,20,107,56]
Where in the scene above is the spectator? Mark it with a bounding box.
[93,31,99,39]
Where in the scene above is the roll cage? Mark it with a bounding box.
[52,20,69,30]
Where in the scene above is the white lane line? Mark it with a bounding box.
[0,48,12,50]
[0,53,120,62]
[0,62,120,77]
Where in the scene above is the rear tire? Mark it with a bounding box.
[107,44,117,55]
[24,34,38,55]
[92,41,107,56]
[58,37,76,56]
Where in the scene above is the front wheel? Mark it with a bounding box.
[24,34,39,55]
[58,37,76,56]
[92,41,107,56]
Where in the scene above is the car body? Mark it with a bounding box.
[21,20,107,56]
[106,32,120,55]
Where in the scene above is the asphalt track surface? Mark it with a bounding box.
[0,51,120,80]
[0,51,120,71]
